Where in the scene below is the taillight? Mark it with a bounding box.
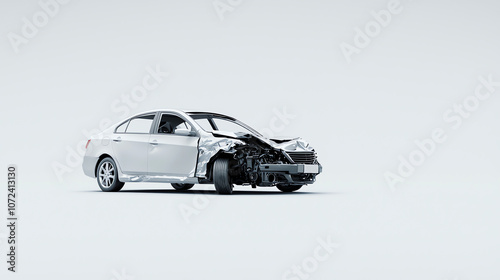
[85,139,91,149]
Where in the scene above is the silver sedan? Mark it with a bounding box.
[82,110,321,194]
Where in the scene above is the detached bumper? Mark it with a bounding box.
[258,163,322,174]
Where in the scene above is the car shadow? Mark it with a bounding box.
[82,189,336,196]
[122,189,323,195]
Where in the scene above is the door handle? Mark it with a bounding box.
[150,139,158,145]
[113,137,122,142]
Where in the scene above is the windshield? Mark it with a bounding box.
[189,114,262,136]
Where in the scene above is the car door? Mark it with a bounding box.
[111,113,156,174]
[148,113,199,177]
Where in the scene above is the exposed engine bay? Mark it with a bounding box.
[198,131,321,188]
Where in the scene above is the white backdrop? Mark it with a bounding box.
[1,0,499,279]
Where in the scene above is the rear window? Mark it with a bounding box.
[115,121,128,133]
[125,115,155,133]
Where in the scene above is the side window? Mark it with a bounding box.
[125,115,155,134]
[157,114,192,134]
[115,121,128,133]
[174,122,190,131]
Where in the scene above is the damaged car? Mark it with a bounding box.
[82,110,322,194]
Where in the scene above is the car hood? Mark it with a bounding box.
[211,131,314,152]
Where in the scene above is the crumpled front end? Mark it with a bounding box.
[196,132,321,187]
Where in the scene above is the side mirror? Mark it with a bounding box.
[175,129,196,137]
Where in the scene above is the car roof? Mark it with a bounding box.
[129,109,236,120]
[112,109,260,136]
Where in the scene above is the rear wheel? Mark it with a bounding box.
[277,184,302,192]
[171,183,194,191]
[213,158,233,194]
[97,157,124,192]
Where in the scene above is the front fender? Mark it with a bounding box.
[195,137,245,178]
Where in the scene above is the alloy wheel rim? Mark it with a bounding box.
[99,162,115,188]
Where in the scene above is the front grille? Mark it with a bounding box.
[286,151,316,164]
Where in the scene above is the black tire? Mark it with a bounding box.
[213,158,233,194]
[171,183,194,191]
[277,184,302,192]
[96,157,125,192]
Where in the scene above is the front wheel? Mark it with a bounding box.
[171,183,194,191]
[97,157,125,192]
[277,185,302,192]
[213,158,234,194]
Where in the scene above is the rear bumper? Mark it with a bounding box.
[82,155,99,178]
